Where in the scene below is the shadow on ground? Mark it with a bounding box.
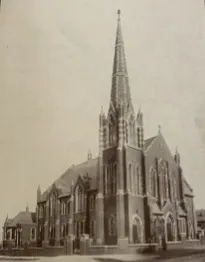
[94,248,205,262]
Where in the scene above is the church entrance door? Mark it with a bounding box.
[132,216,142,243]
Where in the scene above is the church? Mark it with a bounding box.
[36,11,197,249]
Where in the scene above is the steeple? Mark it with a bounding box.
[110,10,132,111]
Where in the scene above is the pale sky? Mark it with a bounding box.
[0,0,205,239]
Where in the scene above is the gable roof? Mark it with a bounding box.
[40,157,98,202]
[6,211,36,227]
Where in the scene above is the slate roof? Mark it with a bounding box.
[177,205,186,217]
[150,202,163,215]
[196,209,205,222]
[39,135,176,203]
[144,136,156,151]
[40,157,98,202]
[183,178,194,197]
[6,212,36,227]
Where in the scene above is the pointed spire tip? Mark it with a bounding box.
[158,125,161,134]
[117,9,121,18]
[175,146,179,154]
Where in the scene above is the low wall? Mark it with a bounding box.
[88,239,201,255]
[167,239,200,250]
[0,246,65,257]
[0,239,201,257]
[88,243,157,255]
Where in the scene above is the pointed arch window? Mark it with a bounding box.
[125,121,128,143]
[129,116,135,145]
[104,166,108,195]
[137,128,141,148]
[75,185,84,213]
[49,194,56,217]
[39,206,44,218]
[112,163,117,194]
[109,114,117,146]
[67,200,70,215]
[108,165,112,195]
[128,163,132,192]
[159,161,169,200]
[136,165,141,195]
[170,172,175,202]
[149,167,157,198]
[61,201,66,215]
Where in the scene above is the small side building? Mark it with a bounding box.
[2,205,37,248]
[196,209,205,242]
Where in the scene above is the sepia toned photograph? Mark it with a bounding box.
[0,0,205,261]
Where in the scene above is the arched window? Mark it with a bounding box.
[75,186,84,213]
[125,121,128,143]
[104,166,108,195]
[137,128,141,148]
[49,194,55,217]
[159,161,169,200]
[112,163,117,194]
[108,165,112,195]
[109,115,117,146]
[170,172,175,201]
[136,165,141,195]
[61,201,66,215]
[149,167,157,197]
[108,215,116,236]
[66,222,69,236]
[67,200,70,215]
[128,163,132,192]
[129,117,135,145]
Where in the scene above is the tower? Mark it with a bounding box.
[96,10,145,246]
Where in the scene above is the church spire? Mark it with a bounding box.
[110,10,132,110]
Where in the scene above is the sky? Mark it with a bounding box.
[0,0,205,239]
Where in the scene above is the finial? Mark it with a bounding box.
[88,149,92,160]
[117,9,121,20]
[175,146,178,154]
[137,108,141,116]
[26,203,29,212]
[100,106,104,116]
[158,125,161,134]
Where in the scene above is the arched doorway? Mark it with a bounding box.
[132,215,143,243]
[152,217,162,243]
[165,213,175,242]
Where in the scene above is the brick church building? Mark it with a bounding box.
[36,11,197,249]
